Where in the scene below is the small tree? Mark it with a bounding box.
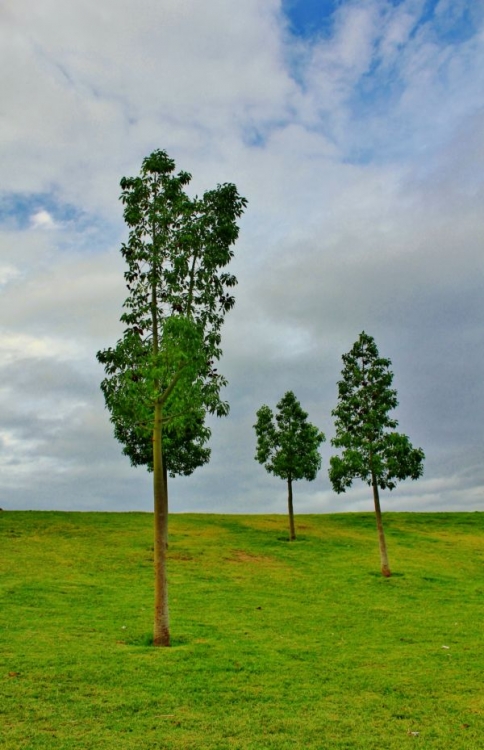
[329,332,425,577]
[97,150,246,645]
[254,391,325,540]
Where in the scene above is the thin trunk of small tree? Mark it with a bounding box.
[287,476,296,541]
[153,403,170,645]
[371,470,391,577]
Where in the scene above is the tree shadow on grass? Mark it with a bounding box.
[276,535,310,543]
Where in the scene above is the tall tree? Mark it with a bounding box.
[97,150,247,646]
[329,332,425,577]
[254,391,325,540]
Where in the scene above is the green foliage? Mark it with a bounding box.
[2,510,483,749]
[254,391,325,482]
[329,331,425,493]
[97,149,247,473]
[98,321,210,475]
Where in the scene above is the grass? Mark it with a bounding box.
[0,510,483,749]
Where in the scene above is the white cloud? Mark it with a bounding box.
[0,331,85,363]
[0,0,293,215]
[0,264,20,286]
[30,210,57,229]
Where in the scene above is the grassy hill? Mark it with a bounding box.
[1,511,483,749]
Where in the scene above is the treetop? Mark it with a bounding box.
[329,332,424,493]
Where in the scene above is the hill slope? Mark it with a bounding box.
[1,511,483,748]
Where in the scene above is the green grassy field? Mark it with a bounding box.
[1,511,483,749]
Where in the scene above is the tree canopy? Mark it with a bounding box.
[98,332,211,478]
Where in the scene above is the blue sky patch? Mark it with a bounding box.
[429,0,480,45]
[282,0,339,39]
[242,126,267,148]
[0,192,79,231]
[282,0,406,39]
[0,191,119,254]
[283,0,480,44]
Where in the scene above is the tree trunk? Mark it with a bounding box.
[153,401,170,646]
[287,476,296,541]
[371,471,391,577]
[151,249,169,647]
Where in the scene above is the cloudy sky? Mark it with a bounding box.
[1,0,483,515]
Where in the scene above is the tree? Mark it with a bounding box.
[97,150,247,646]
[254,391,325,540]
[329,332,425,577]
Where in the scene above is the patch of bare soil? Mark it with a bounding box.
[168,551,194,561]
[225,549,279,565]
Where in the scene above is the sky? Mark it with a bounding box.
[0,0,483,515]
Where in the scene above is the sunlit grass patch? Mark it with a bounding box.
[1,511,483,749]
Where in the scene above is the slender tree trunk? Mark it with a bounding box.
[371,471,391,577]
[151,244,170,647]
[287,476,296,541]
[153,403,170,646]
